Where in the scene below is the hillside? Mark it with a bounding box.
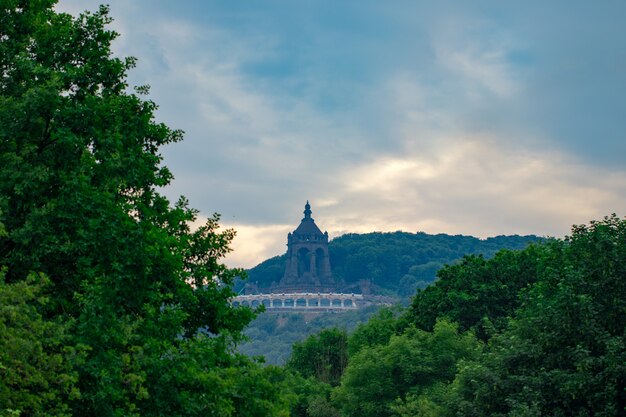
[245,231,542,297]
[239,306,384,365]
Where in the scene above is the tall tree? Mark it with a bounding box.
[404,244,547,340]
[287,328,348,387]
[449,215,626,416]
[0,2,284,415]
[333,320,480,417]
[347,307,398,356]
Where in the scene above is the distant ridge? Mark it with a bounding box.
[243,231,543,297]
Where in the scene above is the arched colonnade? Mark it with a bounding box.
[232,293,363,310]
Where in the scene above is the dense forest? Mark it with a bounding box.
[282,215,626,417]
[2,3,625,417]
[246,232,542,296]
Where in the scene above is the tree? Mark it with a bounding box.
[347,307,398,356]
[333,320,480,417]
[279,373,337,417]
[448,215,626,416]
[0,2,282,415]
[0,220,80,417]
[286,328,348,387]
[0,273,82,417]
[404,244,547,340]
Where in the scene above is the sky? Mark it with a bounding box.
[57,1,626,268]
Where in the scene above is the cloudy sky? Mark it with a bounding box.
[58,1,626,268]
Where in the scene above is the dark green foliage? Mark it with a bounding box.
[0,3,285,416]
[347,307,399,356]
[286,328,348,387]
[0,271,81,417]
[283,374,337,417]
[405,244,547,339]
[306,396,341,417]
[247,232,541,296]
[282,215,626,417]
[338,215,626,417]
[258,216,626,417]
[333,320,480,417]
[446,215,626,416]
[241,255,285,291]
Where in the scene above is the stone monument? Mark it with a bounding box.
[277,201,334,293]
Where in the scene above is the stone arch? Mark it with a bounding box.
[315,248,325,276]
[297,248,310,275]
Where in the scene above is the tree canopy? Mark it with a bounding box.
[0,2,286,416]
[285,215,626,417]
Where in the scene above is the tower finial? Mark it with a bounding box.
[304,201,312,219]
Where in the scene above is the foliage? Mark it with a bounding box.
[237,215,626,417]
[238,305,382,365]
[287,327,349,387]
[246,232,541,296]
[0,2,283,416]
[283,216,626,417]
[306,395,341,417]
[404,244,547,340]
[445,215,626,416]
[332,320,481,417]
[347,306,400,356]
[336,215,626,417]
[0,271,81,417]
[280,373,336,417]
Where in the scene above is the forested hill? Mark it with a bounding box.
[246,232,542,296]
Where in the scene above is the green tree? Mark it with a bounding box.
[0,217,80,417]
[348,307,398,356]
[280,373,337,417]
[286,328,348,386]
[333,320,480,417]
[404,245,547,340]
[448,215,626,416]
[306,396,340,417]
[0,2,284,416]
[0,265,81,417]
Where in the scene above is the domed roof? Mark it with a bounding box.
[293,201,324,236]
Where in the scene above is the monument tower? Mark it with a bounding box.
[277,201,334,293]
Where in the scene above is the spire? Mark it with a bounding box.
[294,201,322,236]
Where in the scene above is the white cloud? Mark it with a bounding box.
[214,136,626,269]
[436,43,519,98]
[332,136,626,238]
[221,223,292,268]
[54,1,626,271]
[432,16,522,100]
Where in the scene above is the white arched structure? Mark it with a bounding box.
[232,293,364,310]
